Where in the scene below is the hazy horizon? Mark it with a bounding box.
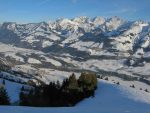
[0,0,150,23]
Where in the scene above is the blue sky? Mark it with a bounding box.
[0,0,150,23]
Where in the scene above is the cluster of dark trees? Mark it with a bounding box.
[20,72,98,107]
[0,80,10,105]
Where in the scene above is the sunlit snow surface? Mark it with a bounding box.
[0,80,150,113]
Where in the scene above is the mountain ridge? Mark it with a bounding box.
[0,16,150,85]
[0,16,149,54]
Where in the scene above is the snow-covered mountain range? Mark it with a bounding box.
[1,16,150,53]
[0,16,150,85]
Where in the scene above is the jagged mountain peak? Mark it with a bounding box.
[73,16,89,23]
[1,22,17,30]
[92,16,106,25]
[0,16,150,56]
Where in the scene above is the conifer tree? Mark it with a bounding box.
[78,72,97,97]
[68,73,78,90]
[0,86,10,105]
[2,80,5,85]
[56,80,60,89]
[21,86,25,91]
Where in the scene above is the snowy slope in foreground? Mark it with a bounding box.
[0,80,150,113]
[0,79,23,103]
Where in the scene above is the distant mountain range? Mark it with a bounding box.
[0,16,150,54]
[0,16,150,85]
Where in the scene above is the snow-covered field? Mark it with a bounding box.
[40,55,62,66]
[28,58,42,64]
[0,41,150,79]
[0,79,150,113]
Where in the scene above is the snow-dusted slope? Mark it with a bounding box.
[0,80,150,113]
